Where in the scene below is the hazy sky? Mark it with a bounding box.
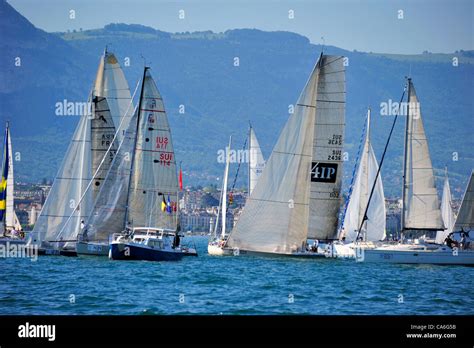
[8,0,474,54]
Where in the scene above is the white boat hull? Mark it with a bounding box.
[360,245,474,265]
[327,241,379,259]
[207,244,233,256]
[76,241,109,256]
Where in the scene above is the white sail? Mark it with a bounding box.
[228,55,344,254]
[126,68,179,230]
[29,107,92,247]
[91,96,118,200]
[343,110,386,242]
[221,137,231,237]
[453,171,474,232]
[308,56,346,240]
[248,127,265,195]
[93,50,133,142]
[6,125,21,230]
[402,80,444,231]
[435,169,456,243]
[84,108,138,241]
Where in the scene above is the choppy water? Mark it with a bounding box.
[1,237,473,315]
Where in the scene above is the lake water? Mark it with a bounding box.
[1,237,473,315]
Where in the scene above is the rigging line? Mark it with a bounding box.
[355,82,407,242]
[227,136,248,215]
[56,78,142,241]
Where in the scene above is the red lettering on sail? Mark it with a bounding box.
[159,152,173,166]
[156,137,168,149]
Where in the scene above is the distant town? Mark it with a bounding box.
[13,182,461,239]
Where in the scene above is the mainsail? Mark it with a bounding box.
[227,55,345,254]
[248,126,265,195]
[91,96,118,200]
[343,110,386,242]
[93,49,133,142]
[453,171,474,232]
[308,56,346,240]
[435,168,456,243]
[126,68,179,230]
[402,79,444,231]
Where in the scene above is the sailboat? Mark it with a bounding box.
[330,109,386,258]
[75,49,135,255]
[220,54,345,257]
[435,167,456,244]
[110,66,197,261]
[0,122,23,245]
[362,79,474,264]
[208,136,234,256]
[25,49,133,256]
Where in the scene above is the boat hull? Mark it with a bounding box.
[207,244,234,256]
[235,248,326,259]
[37,247,77,257]
[110,242,184,261]
[181,248,198,257]
[0,238,26,246]
[361,248,474,265]
[76,241,109,256]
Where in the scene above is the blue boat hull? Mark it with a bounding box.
[110,243,184,261]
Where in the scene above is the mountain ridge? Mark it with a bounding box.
[1,1,472,197]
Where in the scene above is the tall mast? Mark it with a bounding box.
[124,66,148,228]
[221,136,232,238]
[401,77,411,233]
[362,108,371,239]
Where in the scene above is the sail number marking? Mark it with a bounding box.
[328,134,342,146]
[311,162,338,183]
